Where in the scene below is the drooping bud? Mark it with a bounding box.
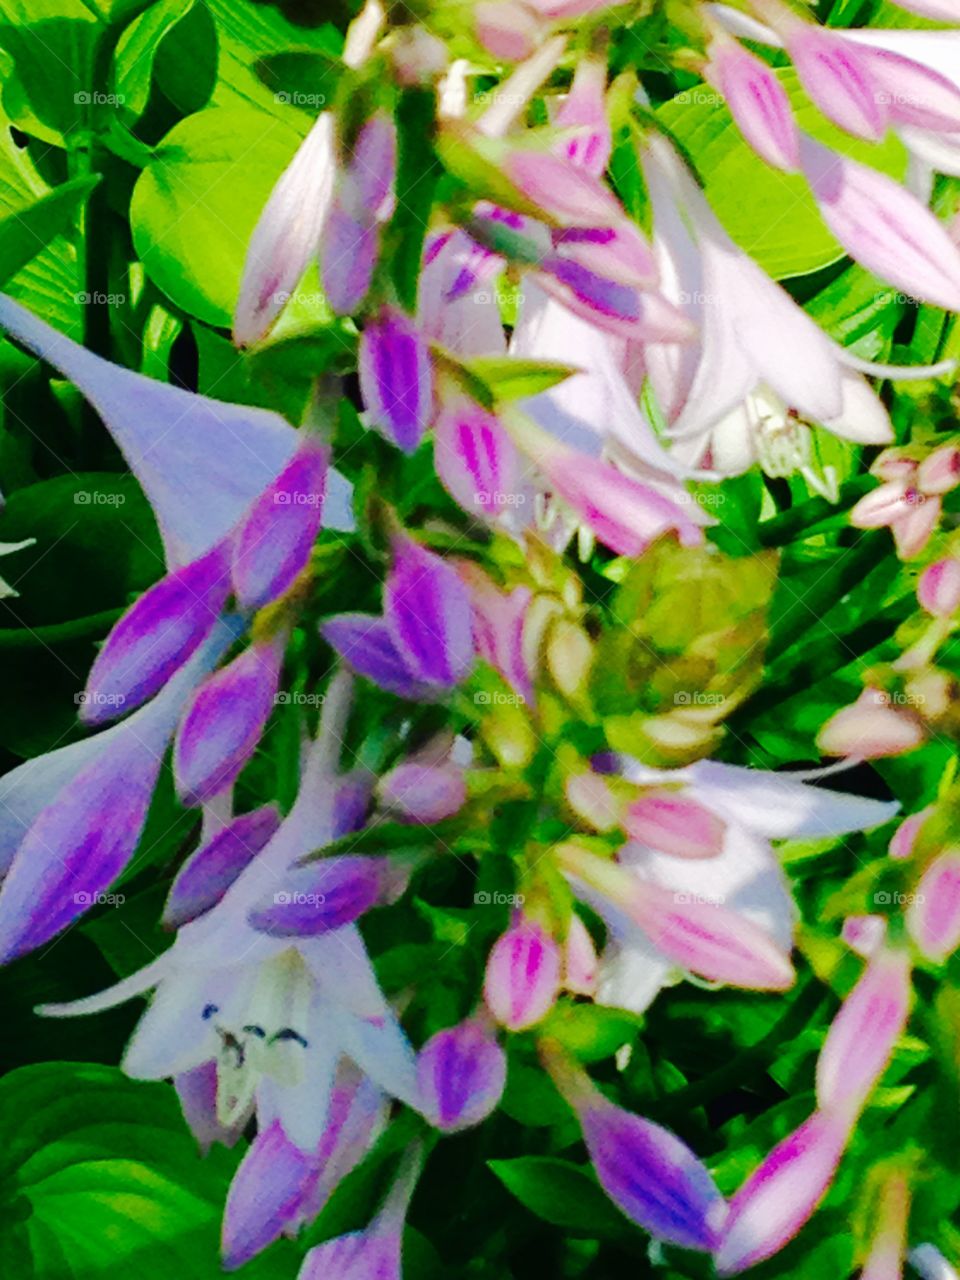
[889,805,934,860]
[817,687,925,759]
[174,638,284,806]
[907,850,960,963]
[359,307,435,454]
[704,36,800,172]
[163,805,281,929]
[434,397,525,523]
[80,542,231,724]
[231,439,328,610]
[484,915,562,1030]
[716,1110,852,1275]
[417,1017,507,1131]
[918,559,960,617]
[384,535,475,689]
[815,948,912,1117]
[377,759,467,825]
[248,856,390,937]
[623,790,726,859]
[786,27,887,141]
[563,913,598,995]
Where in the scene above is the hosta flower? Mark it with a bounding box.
[417,1016,506,1131]
[359,306,435,453]
[323,535,475,699]
[563,758,897,1013]
[640,137,902,474]
[484,913,563,1029]
[851,445,960,559]
[40,677,421,1161]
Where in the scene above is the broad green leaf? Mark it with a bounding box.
[658,69,908,279]
[130,105,305,325]
[487,1156,634,1239]
[0,0,99,140]
[0,175,98,288]
[465,355,576,401]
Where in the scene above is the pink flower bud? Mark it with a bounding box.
[563,913,598,995]
[553,58,612,177]
[889,806,934,860]
[484,915,562,1030]
[417,1018,507,1131]
[786,27,887,141]
[623,790,726,859]
[705,37,800,172]
[907,850,960,963]
[475,1,542,61]
[815,948,912,1117]
[841,914,887,959]
[918,445,960,496]
[377,760,466,824]
[918,559,960,617]
[716,1110,852,1275]
[817,688,925,760]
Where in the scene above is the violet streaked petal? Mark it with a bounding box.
[385,537,474,688]
[231,439,328,610]
[222,1120,315,1270]
[815,948,912,1116]
[706,37,800,171]
[434,397,524,522]
[234,113,337,347]
[80,541,232,724]
[577,1093,726,1251]
[417,1018,507,1132]
[787,28,888,141]
[321,201,380,316]
[322,614,425,699]
[0,294,301,568]
[345,112,398,222]
[863,46,960,133]
[553,58,612,177]
[359,308,434,454]
[624,791,726,859]
[504,150,625,227]
[484,917,562,1030]
[716,1111,851,1275]
[163,805,281,929]
[174,640,284,805]
[907,851,960,962]
[248,857,388,937]
[298,1231,401,1280]
[801,136,960,313]
[175,1060,244,1154]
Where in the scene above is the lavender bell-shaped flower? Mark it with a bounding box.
[417,1016,507,1132]
[543,1043,727,1251]
[0,617,242,962]
[484,913,562,1030]
[323,535,474,699]
[359,306,435,454]
[174,635,285,806]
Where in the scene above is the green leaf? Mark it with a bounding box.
[0,0,99,140]
[130,105,307,325]
[487,1156,633,1239]
[465,355,576,401]
[0,176,98,288]
[658,69,908,279]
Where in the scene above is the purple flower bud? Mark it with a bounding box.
[504,150,624,227]
[378,761,466,825]
[716,1111,851,1275]
[359,308,435,454]
[231,439,328,610]
[484,916,562,1030]
[918,559,960,617]
[815,948,912,1117]
[346,113,397,222]
[321,202,381,316]
[705,36,799,172]
[786,27,887,141]
[222,1121,315,1269]
[385,536,474,689]
[580,1095,727,1250]
[248,856,389,937]
[417,1018,507,1131]
[907,851,960,963]
[298,1232,400,1280]
[163,805,281,929]
[174,639,284,805]
[80,542,231,725]
[322,614,427,700]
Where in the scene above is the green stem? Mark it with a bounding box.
[0,607,123,649]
